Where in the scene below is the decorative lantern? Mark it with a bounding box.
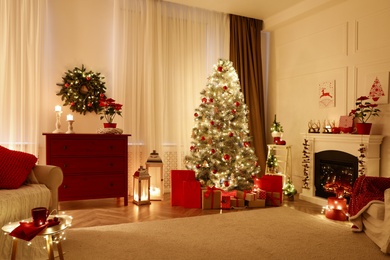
[146,150,164,200]
[133,166,151,205]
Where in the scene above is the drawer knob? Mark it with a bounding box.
[110,183,114,187]
[63,145,68,150]
[63,185,68,189]
[63,163,68,168]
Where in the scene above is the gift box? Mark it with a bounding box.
[202,187,222,209]
[256,189,267,200]
[230,197,245,208]
[236,190,256,201]
[255,175,283,206]
[182,180,201,208]
[221,195,231,209]
[266,192,282,206]
[222,190,237,197]
[247,199,266,208]
[255,175,283,193]
[170,170,196,206]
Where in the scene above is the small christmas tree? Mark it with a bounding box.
[185,59,260,191]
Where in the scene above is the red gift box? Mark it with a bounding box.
[170,170,196,206]
[255,175,283,206]
[221,195,231,209]
[182,180,201,208]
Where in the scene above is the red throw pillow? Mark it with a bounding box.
[0,146,38,189]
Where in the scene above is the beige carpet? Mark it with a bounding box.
[63,206,388,260]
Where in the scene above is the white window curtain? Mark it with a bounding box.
[113,0,229,182]
[0,0,46,155]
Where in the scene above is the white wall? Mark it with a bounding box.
[39,0,115,162]
[264,0,390,191]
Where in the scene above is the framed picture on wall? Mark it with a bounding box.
[356,62,390,104]
[318,80,335,108]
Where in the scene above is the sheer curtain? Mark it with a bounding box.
[0,0,46,155]
[113,0,229,188]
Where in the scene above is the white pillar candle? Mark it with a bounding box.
[67,114,73,121]
[55,105,62,112]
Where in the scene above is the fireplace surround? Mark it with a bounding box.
[299,133,384,206]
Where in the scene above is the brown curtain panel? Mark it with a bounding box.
[229,14,266,176]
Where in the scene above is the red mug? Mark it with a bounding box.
[32,207,49,227]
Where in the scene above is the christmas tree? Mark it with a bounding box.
[185,59,260,191]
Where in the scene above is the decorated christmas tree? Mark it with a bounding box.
[185,59,260,191]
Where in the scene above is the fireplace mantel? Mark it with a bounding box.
[299,133,384,205]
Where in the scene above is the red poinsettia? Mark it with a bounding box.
[99,97,123,123]
[349,96,380,123]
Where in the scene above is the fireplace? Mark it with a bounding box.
[299,134,383,206]
[314,150,358,201]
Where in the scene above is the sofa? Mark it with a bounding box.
[348,176,390,254]
[0,146,63,259]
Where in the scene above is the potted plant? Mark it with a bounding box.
[349,96,380,134]
[283,178,297,201]
[270,114,284,144]
[266,149,278,173]
[99,96,123,128]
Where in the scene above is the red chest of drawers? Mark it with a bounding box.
[43,133,131,206]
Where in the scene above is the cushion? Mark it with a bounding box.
[0,146,38,189]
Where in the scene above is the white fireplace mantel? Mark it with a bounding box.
[299,133,384,206]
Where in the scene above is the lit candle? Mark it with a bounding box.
[55,105,62,112]
[67,114,73,121]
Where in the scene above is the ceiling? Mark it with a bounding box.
[163,0,307,20]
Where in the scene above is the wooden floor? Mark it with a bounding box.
[57,194,350,229]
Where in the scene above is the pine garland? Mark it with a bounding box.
[56,65,106,114]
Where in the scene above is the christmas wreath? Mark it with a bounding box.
[56,65,107,114]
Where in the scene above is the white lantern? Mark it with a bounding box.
[146,150,164,200]
[133,166,151,205]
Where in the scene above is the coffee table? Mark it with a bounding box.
[2,214,72,260]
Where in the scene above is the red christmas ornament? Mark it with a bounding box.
[223,86,228,91]
[217,66,223,72]
[210,121,215,126]
[223,154,230,161]
[70,102,75,106]
[86,76,91,81]
[100,93,105,98]
[201,136,206,141]
[202,98,207,103]
[87,103,92,107]
[235,101,240,107]
[190,146,195,151]
[209,98,213,103]
[210,149,216,154]
[244,142,250,147]
[224,180,230,187]
[231,109,236,114]
[194,113,198,117]
[212,169,217,174]
[196,164,201,169]
[229,132,234,137]
[65,83,70,88]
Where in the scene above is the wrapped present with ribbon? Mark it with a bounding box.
[236,190,256,201]
[266,192,282,206]
[202,186,222,209]
[230,197,245,208]
[221,195,231,209]
[248,199,266,208]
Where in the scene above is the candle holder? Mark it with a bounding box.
[66,120,75,134]
[52,111,63,133]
